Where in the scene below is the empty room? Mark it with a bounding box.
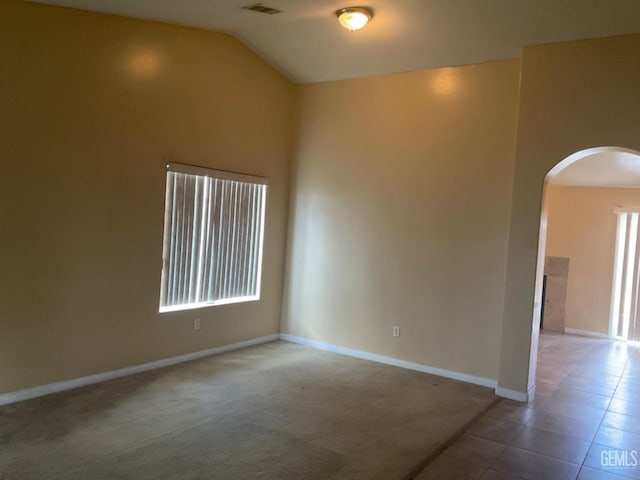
[1,1,640,479]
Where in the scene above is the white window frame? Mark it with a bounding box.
[159,163,268,313]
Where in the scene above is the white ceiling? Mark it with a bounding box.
[31,0,640,83]
[549,150,640,187]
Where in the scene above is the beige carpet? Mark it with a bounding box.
[0,341,496,479]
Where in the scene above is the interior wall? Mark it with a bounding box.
[0,1,294,393]
[498,34,640,395]
[545,185,640,336]
[283,60,521,381]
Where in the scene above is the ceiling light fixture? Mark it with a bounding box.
[336,7,373,31]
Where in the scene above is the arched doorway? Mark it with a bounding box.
[530,146,640,394]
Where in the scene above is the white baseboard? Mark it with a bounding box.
[280,334,497,389]
[2,333,527,406]
[494,385,533,402]
[564,328,609,339]
[0,334,280,406]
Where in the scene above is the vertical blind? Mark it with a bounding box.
[610,211,640,341]
[159,164,267,312]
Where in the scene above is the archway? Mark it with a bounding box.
[529,146,640,395]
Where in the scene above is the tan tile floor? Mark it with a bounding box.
[415,331,640,479]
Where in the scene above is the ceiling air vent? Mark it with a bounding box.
[242,4,282,15]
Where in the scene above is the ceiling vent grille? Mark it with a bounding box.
[242,4,282,15]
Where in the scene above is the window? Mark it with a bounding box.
[610,209,640,341]
[159,163,267,312]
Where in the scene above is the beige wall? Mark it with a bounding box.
[499,34,640,394]
[283,60,521,381]
[4,1,640,401]
[0,1,294,393]
[545,186,640,335]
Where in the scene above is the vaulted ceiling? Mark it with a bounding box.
[30,0,640,83]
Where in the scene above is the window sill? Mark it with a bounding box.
[159,295,260,313]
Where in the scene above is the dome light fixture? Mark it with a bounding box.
[336,7,373,31]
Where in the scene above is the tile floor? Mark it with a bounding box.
[415,331,640,479]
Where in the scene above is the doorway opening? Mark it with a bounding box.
[531,146,640,394]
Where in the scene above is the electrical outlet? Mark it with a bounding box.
[392,326,400,337]
[194,318,201,331]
